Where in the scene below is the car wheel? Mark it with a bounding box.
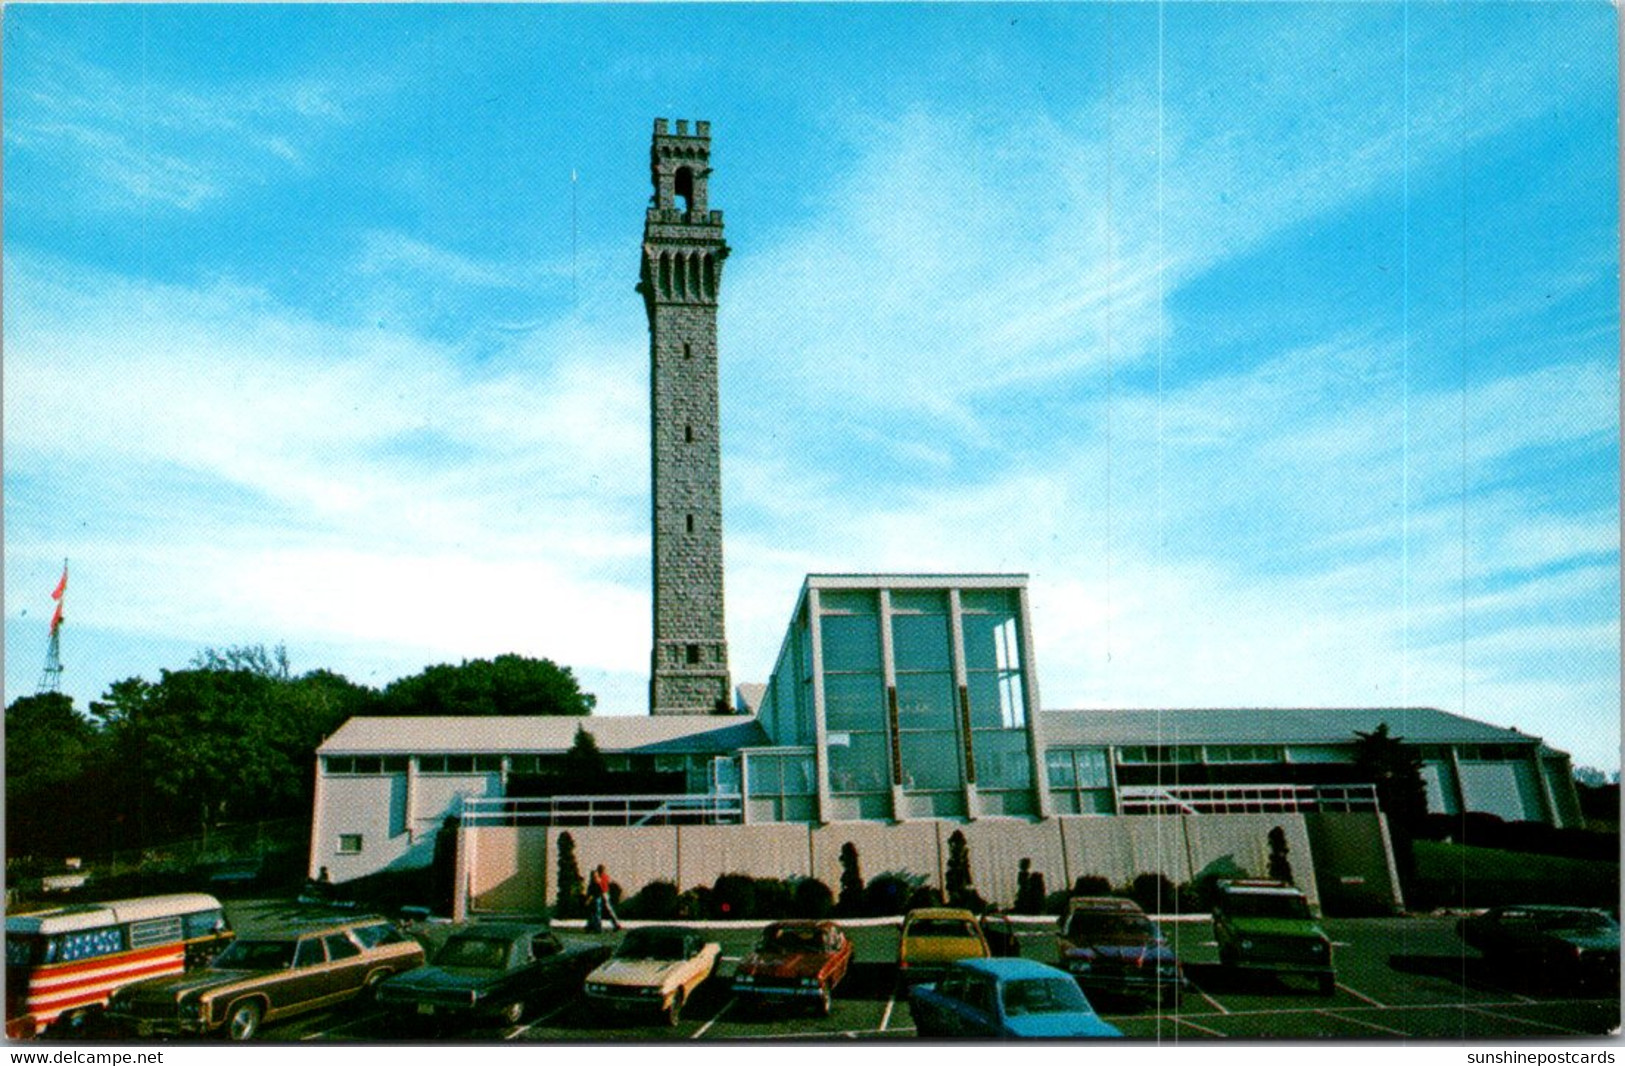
[664,989,685,1027]
[226,1000,263,1042]
[1317,974,1337,997]
[501,999,525,1026]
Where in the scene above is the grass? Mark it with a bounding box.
[1411,840,1619,909]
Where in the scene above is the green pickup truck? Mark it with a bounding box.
[1211,880,1336,996]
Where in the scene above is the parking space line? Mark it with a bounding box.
[690,996,734,1039]
[1336,982,1387,1008]
[879,988,897,1031]
[1321,1010,1408,1037]
[504,1002,573,1040]
[1173,1015,1227,1037]
[1462,1005,1588,1036]
[1191,988,1231,1014]
[301,1009,386,1040]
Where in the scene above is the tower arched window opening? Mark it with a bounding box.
[675,166,695,213]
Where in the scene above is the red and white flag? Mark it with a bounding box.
[50,564,67,602]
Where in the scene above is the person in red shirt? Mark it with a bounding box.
[590,864,622,931]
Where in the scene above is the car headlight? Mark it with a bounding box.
[180,1000,206,1022]
[586,983,606,995]
[1240,940,1254,951]
[1310,941,1326,954]
[735,974,754,985]
[800,978,819,988]
[640,986,662,998]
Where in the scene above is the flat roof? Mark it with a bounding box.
[318,715,770,756]
[1039,706,1541,748]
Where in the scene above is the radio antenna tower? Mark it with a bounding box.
[36,559,68,695]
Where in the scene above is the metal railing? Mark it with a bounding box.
[460,793,743,828]
[1117,783,1380,815]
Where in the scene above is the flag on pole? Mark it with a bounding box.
[49,601,64,636]
[51,563,67,601]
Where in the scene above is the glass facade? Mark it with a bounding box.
[756,577,1041,822]
[819,593,891,800]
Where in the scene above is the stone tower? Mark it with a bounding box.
[639,118,731,715]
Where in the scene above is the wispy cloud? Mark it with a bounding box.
[3,52,373,211]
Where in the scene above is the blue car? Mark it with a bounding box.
[908,957,1123,1039]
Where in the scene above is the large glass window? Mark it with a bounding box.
[892,594,960,793]
[828,732,891,793]
[961,590,1031,790]
[820,597,889,801]
[825,673,886,731]
[1046,748,1114,814]
[820,615,881,673]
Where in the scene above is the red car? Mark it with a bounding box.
[731,920,853,1016]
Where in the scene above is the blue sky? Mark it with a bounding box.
[4,4,1618,770]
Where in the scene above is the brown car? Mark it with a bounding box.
[107,916,425,1040]
[731,920,853,1016]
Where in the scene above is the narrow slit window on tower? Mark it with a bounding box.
[676,253,688,298]
[660,254,672,297]
[686,514,695,534]
[687,643,702,665]
[685,424,694,443]
[683,342,692,359]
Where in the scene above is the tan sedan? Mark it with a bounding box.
[583,927,721,1026]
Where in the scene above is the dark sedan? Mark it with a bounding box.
[376,923,610,1027]
[1459,906,1620,992]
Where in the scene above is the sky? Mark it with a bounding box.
[3,4,1619,771]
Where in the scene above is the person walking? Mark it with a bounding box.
[591,863,622,932]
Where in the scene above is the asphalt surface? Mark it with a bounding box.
[107,904,1617,1043]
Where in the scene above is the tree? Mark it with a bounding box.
[1353,723,1430,890]
[1267,826,1295,885]
[944,830,984,910]
[377,654,596,717]
[560,726,607,789]
[87,647,371,843]
[555,832,585,918]
[5,693,109,857]
[837,842,865,915]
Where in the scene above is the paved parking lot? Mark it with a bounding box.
[240,914,1617,1043]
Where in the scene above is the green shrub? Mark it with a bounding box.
[793,877,835,919]
[1071,875,1113,898]
[623,880,679,920]
[677,885,712,920]
[711,873,757,918]
[865,871,925,915]
[752,877,795,919]
[1127,872,1179,915]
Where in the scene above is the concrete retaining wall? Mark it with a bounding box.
[462,812,1392,916]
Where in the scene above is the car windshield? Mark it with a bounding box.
[1223,893,1311,920]
[1067,912,1152,941]
[762,927,822,953]
[1001,977,1091,1017]
[212,940,296,971]
[616,931,688,961]
[435,936,510,970]
[908,919,979,938]
[1537,911,1618,935]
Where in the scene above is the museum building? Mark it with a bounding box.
[307,119,1584,914]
